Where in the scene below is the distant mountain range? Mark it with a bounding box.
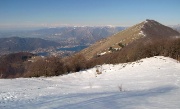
[0,26,125,46]
[79,19,180,59]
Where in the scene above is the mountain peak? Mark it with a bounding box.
[79,19,180,59]
[141,19,180,38]
[143,19,163,26]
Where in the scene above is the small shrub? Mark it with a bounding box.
[95,65,102,75]
[118,43,125,48]
[109,47,113,51]
[118,84,123,92]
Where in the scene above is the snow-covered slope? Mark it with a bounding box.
[0,56,180,109]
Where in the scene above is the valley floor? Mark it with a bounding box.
[0,56,180,109]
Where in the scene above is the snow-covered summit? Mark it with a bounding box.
[0,56,180,109]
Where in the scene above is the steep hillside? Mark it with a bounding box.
[79,20,180,59]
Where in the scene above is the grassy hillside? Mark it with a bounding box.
[86,37,180,67]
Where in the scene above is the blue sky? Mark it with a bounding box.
[0,0,180,30]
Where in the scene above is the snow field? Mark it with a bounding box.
[0,56,180,109]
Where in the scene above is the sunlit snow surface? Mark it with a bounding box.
[0,56,180,109]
